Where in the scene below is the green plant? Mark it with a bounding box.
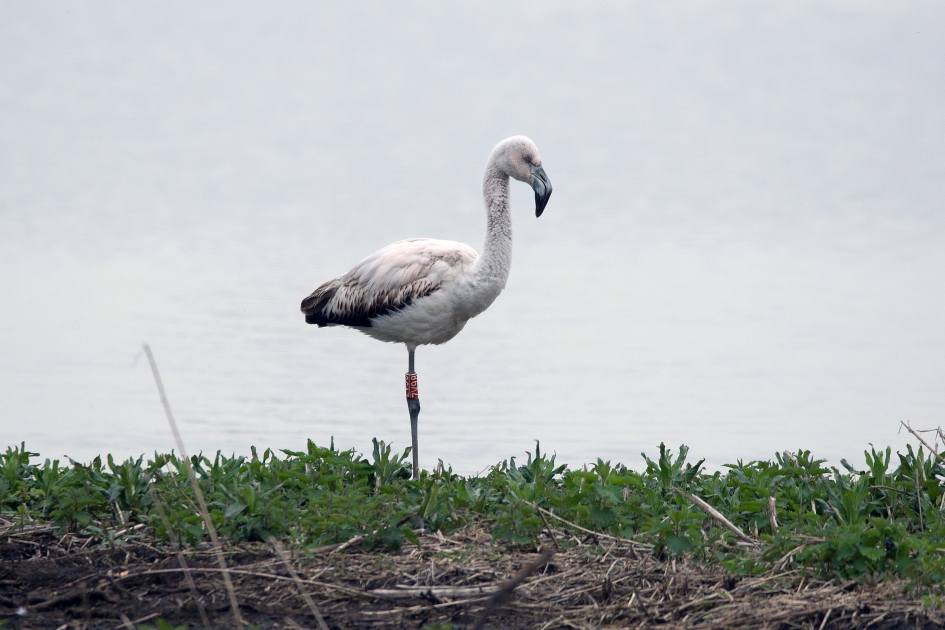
[3,436,945,590]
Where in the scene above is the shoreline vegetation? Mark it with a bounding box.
[2,427,945,628]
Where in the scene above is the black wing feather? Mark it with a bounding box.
[300,279,438,328]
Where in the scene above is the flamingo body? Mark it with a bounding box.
[302,238,487,347]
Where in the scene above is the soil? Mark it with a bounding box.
[1,523,942,629]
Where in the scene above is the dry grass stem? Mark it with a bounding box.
[143,343,244,628]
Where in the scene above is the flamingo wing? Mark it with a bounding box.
[301,238,477,327]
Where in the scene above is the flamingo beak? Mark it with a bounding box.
[530,165,552,217]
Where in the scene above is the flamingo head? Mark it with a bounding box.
[489,136,553,217]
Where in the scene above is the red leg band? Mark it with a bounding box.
[405,373,418,399]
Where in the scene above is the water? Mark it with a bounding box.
[1,2,944,473]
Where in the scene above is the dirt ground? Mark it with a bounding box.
[1,524,943,629]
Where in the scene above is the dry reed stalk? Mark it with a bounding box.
[143,343,244,628]
[368,585,503,599]
[269,537,330,630]
[673,488,759,547]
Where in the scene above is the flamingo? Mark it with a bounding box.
[301,136,552,479]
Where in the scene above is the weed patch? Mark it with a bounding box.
[2,438,945,627]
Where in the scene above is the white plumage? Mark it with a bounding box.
[302,238,480,346]
[301,136,552,477]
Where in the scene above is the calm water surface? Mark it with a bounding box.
[1,2,944,472]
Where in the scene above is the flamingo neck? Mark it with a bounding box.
[475,165,512,288]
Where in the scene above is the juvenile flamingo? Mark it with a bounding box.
[301,136,552,478]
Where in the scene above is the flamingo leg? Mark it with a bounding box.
[406,348,420,480]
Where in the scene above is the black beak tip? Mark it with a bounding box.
[531,166,552,218]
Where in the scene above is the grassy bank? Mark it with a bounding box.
[3,435,945,587]
[3,436,945,628]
